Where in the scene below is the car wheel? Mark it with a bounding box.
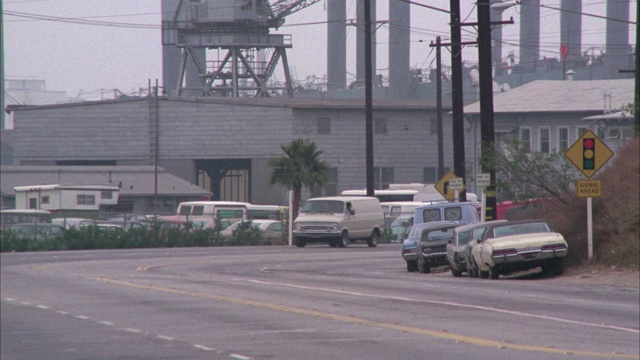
[339,231,349,248]
[468,262,478,277]
[367,230,379,248]
[295,237,306,248]
[489,266,499,279]
[451,267,462,277]
[406,260,418,272]
[479,270,489,279]
[418,256,431,274]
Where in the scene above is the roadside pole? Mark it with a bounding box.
[476,173,490,222]
[587,197,593,260]
[288,190,293,247]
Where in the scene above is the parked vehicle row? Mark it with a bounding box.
[402,201,480,271]
[403,214,569,279]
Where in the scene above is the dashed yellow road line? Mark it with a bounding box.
[95,277,638,359]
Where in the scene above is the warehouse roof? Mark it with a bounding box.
[463,79,634,114]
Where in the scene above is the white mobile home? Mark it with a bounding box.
[13,184,120,213]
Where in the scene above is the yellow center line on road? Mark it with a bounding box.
[94,277,638,359]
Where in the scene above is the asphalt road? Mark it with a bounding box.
[2,244,639,360]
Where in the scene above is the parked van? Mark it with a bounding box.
[413,202,480,226]
[380,201,425,229]
[293,196,384,248]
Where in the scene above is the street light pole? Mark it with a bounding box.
[477,0,497,220]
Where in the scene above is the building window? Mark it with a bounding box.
[519,127,531,153]
[77,195,96,205]
[597,126,606,139]
[577,126,589,137]
[101,191,113,199]
[557,127,569,152]
[424,167,448,183]
[374,118,387,134]
[607,128,623,140]
[374,167,394,190]
[317,117,330,134]
[41,196,50,205]
[312,167,338,197]
[424,167,436,183]
[539,127,550,153]
[29,198,38,209]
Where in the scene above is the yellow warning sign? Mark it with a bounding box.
[577,179,602,198]
[564,130,614,179]
[435,171,464,200]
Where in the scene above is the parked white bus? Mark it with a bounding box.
[1,209,52,231]
[176,201,249,224]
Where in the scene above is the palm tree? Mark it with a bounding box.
[269,139,330,220]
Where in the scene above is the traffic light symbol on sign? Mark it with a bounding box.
[583,138,595,170]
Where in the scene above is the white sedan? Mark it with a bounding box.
[220,220,284,245]
[470,220,568,279]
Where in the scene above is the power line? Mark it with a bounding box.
[2,10,160,29]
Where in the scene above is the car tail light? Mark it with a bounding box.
[542,243,567,251]
[492,248,517,256]
[403,249,414,255]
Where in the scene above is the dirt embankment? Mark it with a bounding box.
[559,265,639,288]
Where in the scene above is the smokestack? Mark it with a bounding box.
[490,0,503,75]
[327,0,347,91]
[606,0,631,78]
[356,0,376,86]
[519,0,540,67]
[388,0,410,98]
[560,0,582,66]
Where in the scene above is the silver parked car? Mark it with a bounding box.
[221,220,284,245]
[447,221,508,277]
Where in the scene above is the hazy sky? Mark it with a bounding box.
[2,0,636,101]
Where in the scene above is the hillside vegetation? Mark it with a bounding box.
[513,137,639,268]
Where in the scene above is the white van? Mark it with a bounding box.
[293,196,384,248]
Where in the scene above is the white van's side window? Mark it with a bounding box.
[444,207,462,221]
[423,209,441,222]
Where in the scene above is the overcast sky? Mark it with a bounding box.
[2,0,636,101]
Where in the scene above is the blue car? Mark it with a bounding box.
[402,221,459,272]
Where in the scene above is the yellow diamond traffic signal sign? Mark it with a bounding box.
[435,171,464,200]
[564,130,613,179]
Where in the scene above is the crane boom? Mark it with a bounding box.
[268,0,322,22]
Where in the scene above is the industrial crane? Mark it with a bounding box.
[162,0,321,98]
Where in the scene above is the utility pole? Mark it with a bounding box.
[449,0,466,201]
[364,0,375,197]
[431,36,444,180]
[477,0,497,220]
